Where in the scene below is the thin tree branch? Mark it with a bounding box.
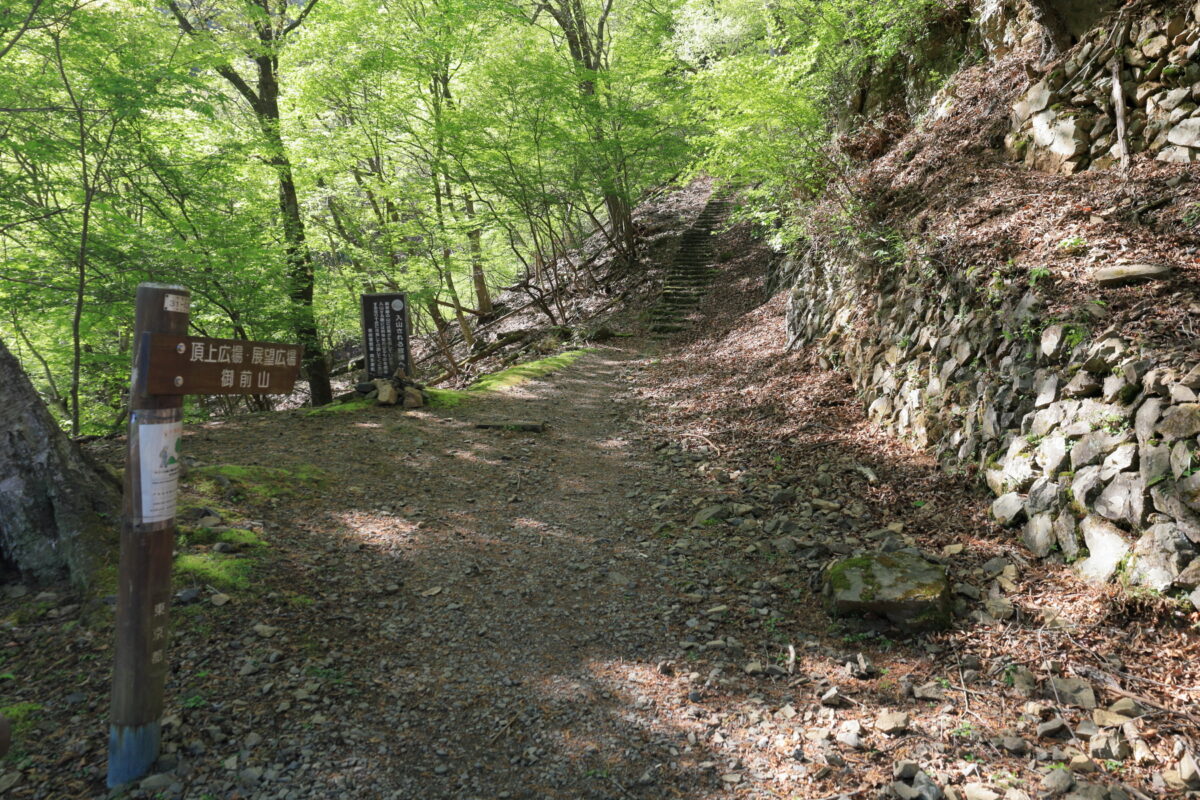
[166,0,261,108]
[0,0,47,63]
[280,0,320,36]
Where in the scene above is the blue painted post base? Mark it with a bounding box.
[108,722,161,788]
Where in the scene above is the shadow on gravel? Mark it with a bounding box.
[127,350,795,799]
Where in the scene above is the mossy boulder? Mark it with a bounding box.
[824,552,952,632]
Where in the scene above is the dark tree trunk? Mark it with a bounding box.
[166,1,333,406]
[463,194,493,316]
[258,59,333,406]
[0,336,118,585]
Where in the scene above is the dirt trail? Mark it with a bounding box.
[106,342,739,800]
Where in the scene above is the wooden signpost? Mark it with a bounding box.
[361,292,411,379]
[108,284,301,788]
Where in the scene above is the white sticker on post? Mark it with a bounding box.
[138,421,182,523]
[163,294,189,313]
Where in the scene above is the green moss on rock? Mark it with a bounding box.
[824,551,952,633]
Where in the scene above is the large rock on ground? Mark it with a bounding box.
[375,380,399,406]
[824,552,952,632]
[402,387,424,408]
[1093,263,1173,288]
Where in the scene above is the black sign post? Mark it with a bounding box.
[361,293,411,379]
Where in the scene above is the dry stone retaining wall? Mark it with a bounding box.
[774,247,1200,604]
[1006,2,1200,172]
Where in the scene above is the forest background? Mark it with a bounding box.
[0,0,938,434]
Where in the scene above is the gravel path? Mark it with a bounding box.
[141,345,717,799]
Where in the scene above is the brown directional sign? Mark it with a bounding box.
[141,334,303,396]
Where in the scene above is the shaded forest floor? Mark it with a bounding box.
[4,212,1200,800]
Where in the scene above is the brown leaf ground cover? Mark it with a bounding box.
[833,37,1200,359]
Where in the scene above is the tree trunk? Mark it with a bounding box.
[0,336,118,585]
[166,2,334,406]
[258,63,333,407]
[463,194,493,316]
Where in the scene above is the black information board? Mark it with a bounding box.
[361,293,411,379]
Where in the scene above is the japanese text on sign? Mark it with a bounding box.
[141,334,303,396]
[361,293,410,380]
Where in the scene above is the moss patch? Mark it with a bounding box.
[183,527,267,549]
[89,563,120,599]
[425,387,467,408]
[306,397,373,417]
[0,701,42,735]
[427,350,592,408]
[175,553,254,591]
[187,464,327,501]
[826,556,878,600]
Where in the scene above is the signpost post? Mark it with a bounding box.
[108,284,302,788]
[361,292,411,380]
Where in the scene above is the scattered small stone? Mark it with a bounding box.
[1039,768,1074,797]
[1093,263,1173,288]
[913,681,945,701]
[820,687,847,707]
[1002,737,1030,755]
[239,766,263,786]
[1180,752,1200,788]
[1088,731,1130,761]
[1046,677,1096,710]
[984,596,1015,620]
[175,587,202,605]
[836,720,864,749]
[847,652,875,678]
[1068,755,1096,773]
[963,783,1000,800]
[139,773,175,792]
[877,711,910,735]
[1036,718,1068,739]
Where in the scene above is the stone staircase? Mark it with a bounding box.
[647,195,731,336]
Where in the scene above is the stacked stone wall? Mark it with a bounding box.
[1007,2,1200,172]
[774,246,1200,602]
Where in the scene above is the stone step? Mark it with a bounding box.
[650,323,688,334]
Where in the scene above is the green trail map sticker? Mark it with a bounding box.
[138,420,182,524]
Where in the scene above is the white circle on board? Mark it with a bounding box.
[391,299,404,312]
